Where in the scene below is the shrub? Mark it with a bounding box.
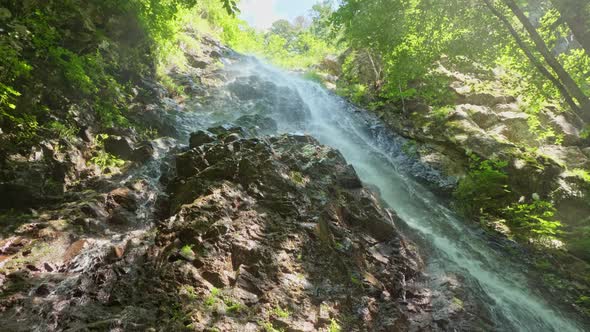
[454,155,510,218]
[502,200,561,241]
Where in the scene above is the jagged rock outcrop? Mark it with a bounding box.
[0,125,488,331]
[157,127,427,330]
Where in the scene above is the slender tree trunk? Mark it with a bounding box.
[502,0,590,118]
[550,0,590,57]
[366,50,381,82]
[481,0,586,123]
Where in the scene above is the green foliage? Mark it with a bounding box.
[570,169,590,183]
[455,153,562,242]
[331,0,590,130]
[328,318,342,332]
[48,120,77,139]
[502,200,561,240]
[204,287,220,307]
[259,321,284,332]
[180,285,198,300]
[271,306,290,319]
[568,226,590,261]
[432,106,454,122]
[89,151,125,172]
[193,1,340,70]
[0,0,236,151]
[180,244,196,259]
[454,155,510,218]
[88,133,125,171]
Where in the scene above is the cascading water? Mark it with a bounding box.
[180,56,586,331]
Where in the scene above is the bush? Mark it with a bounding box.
[502,200,561,241]
[454,154,562,242]
[454,155,510,218]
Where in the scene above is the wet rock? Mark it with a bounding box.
[228,77,267,100]
[107,207,135,225]
[80,202,109,219]
[109,246,125,261]
[63,239,87,263]
[34,284,51,297]
[152,129,438,331]
[189,130,216,148]
[104,136,134,160]
[207,125,246,140]
[338,165,363,189]
[107,187,138,212]
[224,133,241,143]
[43,262,54,272]
[235,114,278,135]
[131,142,154,163]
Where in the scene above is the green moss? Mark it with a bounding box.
[271,306,290,319]
[180,285,198,301]
[452,297,464,308]
[570,169,590,183]
[180,244,195,258]
[289,171,306,185]
[89,151,125,172]
[401,140,418,157]
[350,274,362,286]
[328,319,342,332]
[204,287,220,307]
[431,105,454,121]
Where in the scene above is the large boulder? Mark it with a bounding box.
[104,136,134,160]
[156,128,484,331]
[234,114,278,136]
[318,55,342,76]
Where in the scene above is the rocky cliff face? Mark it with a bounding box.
[371,61,590,246]
[0,34,490,330]
[0,121,485,330]
[157,127,427,331]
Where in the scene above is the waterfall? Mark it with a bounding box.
[178,56,585,331]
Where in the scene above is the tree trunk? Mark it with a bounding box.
[502,0,590,120]
[550,0,590,57]
[481,0,586,123]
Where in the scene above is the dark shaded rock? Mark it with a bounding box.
[107,187,138,212]
[107,207,135,225]
[0,183,40,209]
[189,130,216,149]
[131,142,154,163]
[201,269,229,288]
[319,55,342,76]
[78,126,93,142]
[104,136,134,160]
[152,128,451,331]
[188,57,210,69]
[338,165,363,189]
[224,133,241,143]
[80,202,109,219]
[207,125,246,140]
[235,114,278,135]
[34,284,50,297]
